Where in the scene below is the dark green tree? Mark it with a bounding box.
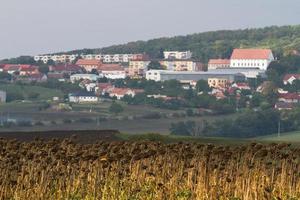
[109,102,124,115]
[147,61,164,70]
[196,80,211,93]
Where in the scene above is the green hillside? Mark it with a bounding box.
[0,84,64,102]
[65,25,300,62]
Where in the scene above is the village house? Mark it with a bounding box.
[95,83,114,96]
[108,88,144,100]
[76,59,102,72]
[79,79,93,90]
[69,92,99,103]
[70,74,101,83]
[208,78,230,88]
[84,82,98,92]
[283,74,300,85]
[19,65,39,76]
[2,64,40,75]
[3,64,22,74]
[274,102,294,111]
[230,49,274,70]
[0,64,5,72]
[231,82,251,90]
[16,73,48,83]
[49,64,83,75]
[278,93,300,103]
[208,59,230,70]
[210,89,227,100]
[98,64,126,79]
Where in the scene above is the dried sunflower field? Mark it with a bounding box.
[0,137,299,200]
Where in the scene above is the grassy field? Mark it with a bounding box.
[0,83,64,100]
[255,131,300,143]
[0,101,235,134]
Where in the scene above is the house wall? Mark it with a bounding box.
[102,71,126,79]
[146,70,245,83]
[208,78,229,88]
[128,61,150,77]
[69,96,99,103]
[163,51,192,59]
[70,74,100,83]
[208,63,230,70]
[159,60,196,71]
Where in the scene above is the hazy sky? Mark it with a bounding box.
[0,0,300,59]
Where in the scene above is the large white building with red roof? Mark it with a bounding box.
[230,49,274,70]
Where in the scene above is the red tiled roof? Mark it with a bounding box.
[234,82,250,88]
[50,64,82,72]
[283,74,300,82]
[97,83,113,90]
[3,64,22,71]
[110,88,131,95]
[28,73,45,78]
[76,59,102,66]
[208,59,230,65]
[98,64,124,71]
[231,49,272,60]
[279,93,300,100]
[3,64,38,71]
[110,88,144,96]
[20,66,38,72]
[47,73,65,79]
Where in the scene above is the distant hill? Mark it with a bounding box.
[64,25,300,62]
[2,25,300,64]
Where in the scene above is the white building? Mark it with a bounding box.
[34,54,78,64]
[163,51,192,60]
[34,53,146,64]
[146,69,246,83]
[98,64,126,79]
[70,74,101,83]
[230,49,274,71]
[69,92,99,103]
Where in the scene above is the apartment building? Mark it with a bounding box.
[34,53,148,64]
[159,60,202,71]
[163,51,192,59]
[128,60,150,77]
